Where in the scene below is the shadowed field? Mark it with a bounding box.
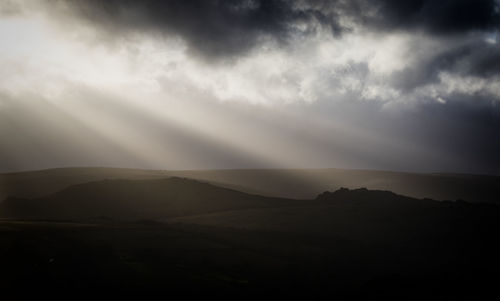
[1,174,499,297]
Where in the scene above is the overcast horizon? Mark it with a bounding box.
[1,0,499,175]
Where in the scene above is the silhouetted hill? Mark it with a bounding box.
[1,167,498,204]
[174,187,500,245]
[0,177,297,221]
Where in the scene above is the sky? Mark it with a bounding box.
[0,0,499,175]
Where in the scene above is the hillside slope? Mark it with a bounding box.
[0,177,297,220]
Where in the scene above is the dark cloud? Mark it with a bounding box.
[358,0,500,34]
[391,38,500,92]
[56,0,341,60]
[49,0,500,62]
[462,43,500,77]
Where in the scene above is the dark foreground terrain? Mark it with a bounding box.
[1,176,499,297]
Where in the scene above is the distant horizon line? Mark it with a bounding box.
[2,165,499,177]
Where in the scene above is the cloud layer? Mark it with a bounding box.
[0,0,499,174]
[49,0,500,56]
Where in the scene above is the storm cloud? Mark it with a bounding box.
[354,0,499,34]
[33,0,498,58]
[45,0,342,60]
[0,0,499,174]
